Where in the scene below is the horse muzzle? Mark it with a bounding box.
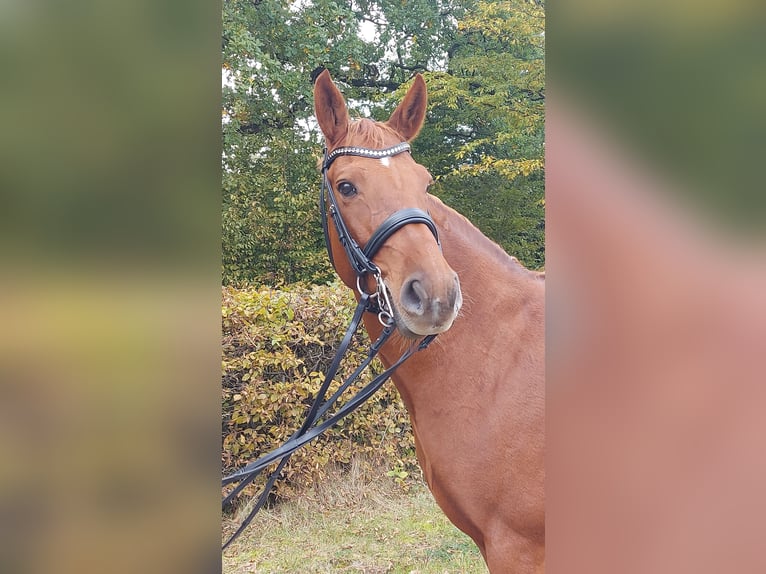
[395,271,462,337]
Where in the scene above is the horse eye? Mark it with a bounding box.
[337,181,357,197]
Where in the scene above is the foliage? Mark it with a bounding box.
[221,283,420,508]
[222,0,545,284]
[416,0,546,268]
[222,136,330,284]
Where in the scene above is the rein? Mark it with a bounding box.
[222,142,439,550]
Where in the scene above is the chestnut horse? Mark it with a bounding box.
[314,70,545,573]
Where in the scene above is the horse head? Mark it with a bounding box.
[314,70,462,338]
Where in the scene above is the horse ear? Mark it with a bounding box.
[314,69,349,148]
[386,74,427,141]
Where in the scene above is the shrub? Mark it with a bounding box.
[222,283,419,510]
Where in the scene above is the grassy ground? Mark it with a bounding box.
[222,468,486,573]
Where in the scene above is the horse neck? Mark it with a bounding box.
[426,193,542,300]
[363,193,544,378]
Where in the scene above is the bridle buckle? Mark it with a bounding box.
[356,272,395,327]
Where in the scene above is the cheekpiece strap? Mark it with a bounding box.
[323,142,411,171]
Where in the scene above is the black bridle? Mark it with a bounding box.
[222,142,441,550]
[320,142,440,323]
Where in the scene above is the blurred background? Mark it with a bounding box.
[0,1,221,573]
[548,0,766,572]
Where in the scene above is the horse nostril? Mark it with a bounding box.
[401,278,427,315]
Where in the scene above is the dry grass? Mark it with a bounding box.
[222,461,486,573]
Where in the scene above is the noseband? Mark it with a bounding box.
[321,142,440,324]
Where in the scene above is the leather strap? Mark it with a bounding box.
[363,208,439,260]
[323,142,411,171]
[222,141,442,550]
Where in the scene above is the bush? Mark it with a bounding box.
[222,283,419,510]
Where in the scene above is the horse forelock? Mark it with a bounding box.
[317,119,403,171]
[346,118,402,148]
[317,122,405,181]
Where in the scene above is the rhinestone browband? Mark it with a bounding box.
[323,142,411,170]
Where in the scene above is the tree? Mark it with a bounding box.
[222,0,546,284]
[414,0,545,268]
[222,0,366,284]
